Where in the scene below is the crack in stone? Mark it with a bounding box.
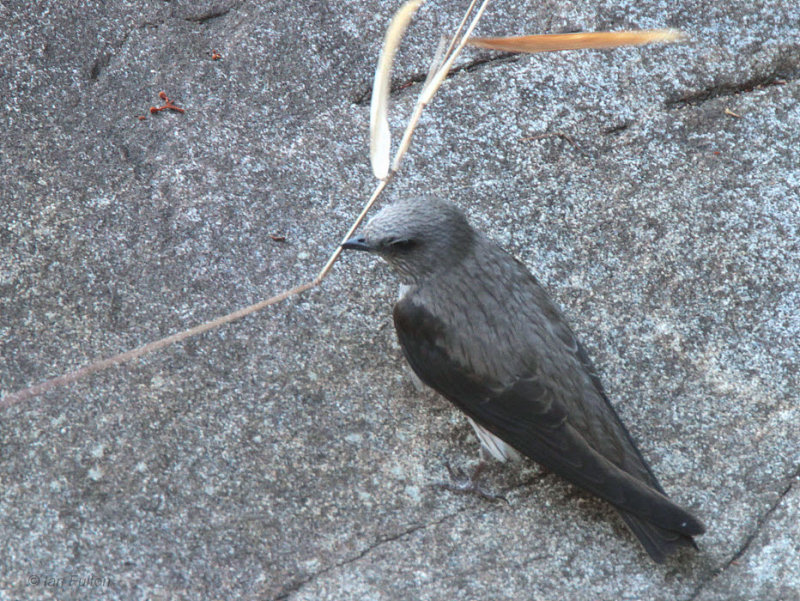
[269,470,550,600]
[89,53,111,80]
[602,121,630,135]
[183,0,243,24]
[460,51,520,73]
[686,465,800,601]
[665,51,800,109]
[185,8,231,24]
[87,28,134,82]
[665,75,791,109]
[352,52,519,105]
[270,508,471,601]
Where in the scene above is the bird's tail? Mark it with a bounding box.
[617,509,699,563]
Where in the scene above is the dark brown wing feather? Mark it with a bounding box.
[394,297,704,560]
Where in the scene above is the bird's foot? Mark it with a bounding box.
[430,461,509,504]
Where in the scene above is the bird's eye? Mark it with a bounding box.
[385,237,417,252]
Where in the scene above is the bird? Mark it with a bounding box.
[340,196,705,563]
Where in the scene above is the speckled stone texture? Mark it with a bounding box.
[1,1,798,600]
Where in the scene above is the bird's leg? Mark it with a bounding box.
[432,448,509,504]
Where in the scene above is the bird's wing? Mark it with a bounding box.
[393,297,703,536]
[570,339,668,494]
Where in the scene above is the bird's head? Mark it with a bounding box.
[341,197,475,282]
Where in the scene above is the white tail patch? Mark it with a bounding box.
[467,417,521,462]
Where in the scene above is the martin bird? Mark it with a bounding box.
[341,197,705,562]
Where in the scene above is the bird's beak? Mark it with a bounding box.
[341,235,371,252]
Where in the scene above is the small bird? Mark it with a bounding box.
[341,196,705,563]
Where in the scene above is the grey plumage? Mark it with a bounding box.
[342,197,705,562]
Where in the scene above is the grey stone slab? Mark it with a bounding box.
[1,1,798,600]
[693,471,800,601]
